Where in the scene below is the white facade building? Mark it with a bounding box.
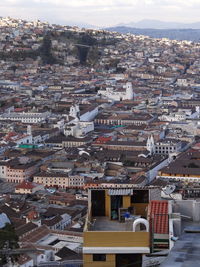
[155,139,182,155]
[0,111,50,124]
[14,134,33,145]
[98,82,134,101]
[159,107,200,122]
[25,249,54,267]
[64,119,94,138]
[69,104,98,122]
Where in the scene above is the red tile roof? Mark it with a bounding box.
[94,136,112,144]
[20,225,50,243]
[15,181,36,190]
[148,200,169,234]
[14,108,26,112]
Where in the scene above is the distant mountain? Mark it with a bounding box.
[53,19,97,29]
[65,21,97,29]
[49,18,97,29]
[114,19,200,29]
[105,26,200,42]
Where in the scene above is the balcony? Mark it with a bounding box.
[84,211,150,254]
[83,229,150,254]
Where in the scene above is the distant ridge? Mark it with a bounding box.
[51,19,97,29]
[113,19,200,30]
[105,26,200,42]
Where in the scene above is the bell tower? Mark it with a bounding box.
[126,82,134,100]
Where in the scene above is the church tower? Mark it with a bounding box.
[146,135,155,155]
[27,125,32,136]
[70,104,80,119]
[125,82,134,100]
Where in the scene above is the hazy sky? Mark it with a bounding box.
[0,0,200,27]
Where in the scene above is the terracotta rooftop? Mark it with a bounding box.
[15,181,37,190]
[41,214,62,227]
[20,225,50,243]
[16,222,38,237]
[148,200,169,234]
[17,254,32,265]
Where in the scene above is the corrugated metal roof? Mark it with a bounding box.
[108,189,133,195]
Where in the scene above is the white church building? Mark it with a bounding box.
[69,104,98,122]
[98,82,134,101]
[64,104,95,138]
[64,118,94,138]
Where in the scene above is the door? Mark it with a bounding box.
[91,190,105,216]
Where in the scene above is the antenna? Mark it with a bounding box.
[162,184,176,195]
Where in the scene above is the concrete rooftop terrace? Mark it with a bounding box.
[90,217,135,231]
[161,226,200,267]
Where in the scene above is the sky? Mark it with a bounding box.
[0,0,200,27]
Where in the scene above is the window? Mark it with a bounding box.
[131,190,149,203]
[93,254,106,262]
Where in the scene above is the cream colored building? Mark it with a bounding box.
[33,172,84,189]
[15,181,43,194]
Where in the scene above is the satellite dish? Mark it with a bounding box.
[79,150,90,157]
[163,185,176,195]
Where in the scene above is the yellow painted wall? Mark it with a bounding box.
[83,254,115,267]
[84,231,149,247]
[105,195,133,219]
[160,172,200,178]
[123,196,131,209]
[131,203,148,217]
[105,194,147,219]
[105,192,111,218]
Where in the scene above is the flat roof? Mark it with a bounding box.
[91,216,138,232]
[161,226,200,267]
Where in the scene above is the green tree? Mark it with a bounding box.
[0,223,19,265]
[39,34,57,64]
[10,65,17,73]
